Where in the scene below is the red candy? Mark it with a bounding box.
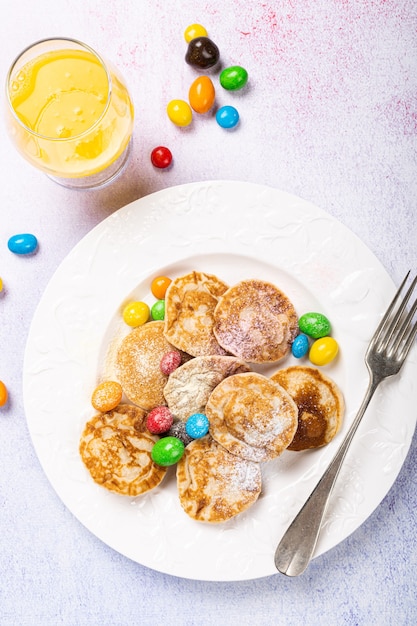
[151,146,173,169]
[146,406,174,434]
[160,350,182,375]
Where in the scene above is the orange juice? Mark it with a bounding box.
[6,40,134,185]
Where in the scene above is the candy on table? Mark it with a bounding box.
[309,336,339,366]
[291,333,309,358]
[164,421,194,446]
[151,299,165,320]
[160,350,182,375]
[184,23,208,43]
[185,413,210,439]
[146,406,174,434]
[151,436,185,466]
[122,301,150,327]
[151,275,172,299]
[188,75,215,114]
[298,312,331,338]
[151,146,173,169]
[0,380,8,407]
[7,233,38,255]
[91,381,123,412]
[185,36,220,70]
[219,66,248,91]
[167,99,193,127]
[216,105,240,129]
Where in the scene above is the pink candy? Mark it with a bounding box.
[160,350,182,375]
[146,406,174,434]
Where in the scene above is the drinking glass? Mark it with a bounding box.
[5,38,134,189]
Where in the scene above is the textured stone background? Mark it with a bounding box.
[0,1,416,624]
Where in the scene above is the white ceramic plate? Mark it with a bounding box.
[23,181,417,581]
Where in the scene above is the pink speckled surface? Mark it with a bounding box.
[0,1,416,624]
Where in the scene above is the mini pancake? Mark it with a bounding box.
[79,404,167,496]
[206,372,298,463]
[163,355,251,421]
[116,321,176,410]
[176,436,262,523]
[213,279,298,363]
[270,366,344,451]
[164,271,229,357]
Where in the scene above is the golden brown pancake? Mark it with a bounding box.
[206,372,298,462]
[164,271,229,356]
[163,355,251,421]
[271,366,344,451]
[213,279,298,363]
[176,436,262,523]
[116,321,175,410]
[79,404,167,496]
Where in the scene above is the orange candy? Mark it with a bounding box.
[151,276,172,299]
[0,380,8,407]
[91,380,123,412]
[189,76,215,114]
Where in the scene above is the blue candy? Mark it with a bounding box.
[216,105,239,129]
[185,413,209,439]
[291,333,309,358]
[8,233,38,255]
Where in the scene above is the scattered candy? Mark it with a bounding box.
[298,312,331,339]
[219,65,248,91]
[0,380,8,407]
[151,275,172,299]
[164,421,194,446]
[291,333,309,359]
[185,36,220,69]
[188,75,216,114]
[151,299,166,320]
[185,413,210,439]
[160,350,182,375]
[167,99,193,127]
[146,406,174,434]
[0,277,3,292]
[309,336,339,366]
[151,436,185,466]
[184,23,208,43]
[122,301,150,327]
[216,105,239,129]
[151,146,173,169]
[91,381,123,412]
[7,233,38,255]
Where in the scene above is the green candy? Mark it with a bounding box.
[219,65,248,91]
[151,299,165,320]
[151,437,185,466]
[298,312,331,339]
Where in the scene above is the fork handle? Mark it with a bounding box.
[274,376,381,576]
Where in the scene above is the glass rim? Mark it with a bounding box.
[5,37,113,142]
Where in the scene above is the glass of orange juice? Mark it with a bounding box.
[5,38,134,189]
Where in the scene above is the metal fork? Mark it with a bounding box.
[275,272,417,577]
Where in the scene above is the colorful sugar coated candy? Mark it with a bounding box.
[151,275,172,299]
[0,380,8,407]
[189,76,215,114]
[309,337,339,366]
[151,146,173,169]
[122,301,150,327]
[298,312,331,339]
[146,406,174,434]
[165,421,194,446]
[0,277,3,292]
[291,333,309,358]
[216,105,239,129]
[167,99,193,127]
[184,23,208,43]
[160,351,182,375]
[91,381,123,412]
[185,36,220,69]
[185,413,209,439]
[7,233,38,255]
[151,436,185,466]
[151,299,165,320]
[219,66,248,91]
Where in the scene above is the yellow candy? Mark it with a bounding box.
[0,380,8,407]
[309,336,339,366]
[184,23,208,43]
[122,301,150,327]
[167,99,193,127]
[0,277,3,292]
[91,380,123,412]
